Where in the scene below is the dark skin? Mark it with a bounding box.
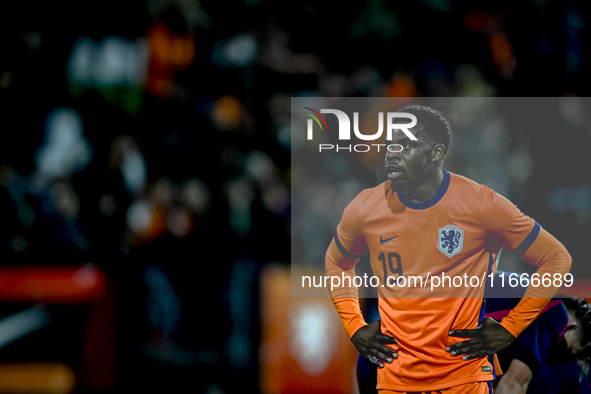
[447,317,515,360]
[385,129,444,201]
[354,318,515,366]
[353,128,515,365]
[351,320,397,368]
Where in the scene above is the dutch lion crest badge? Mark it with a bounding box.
[438,225,464,257]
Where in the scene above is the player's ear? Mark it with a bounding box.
[430,144,445,163]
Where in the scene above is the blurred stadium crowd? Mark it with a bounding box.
[0,0,591,392]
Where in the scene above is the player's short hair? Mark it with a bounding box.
[399,105,451,157]
[562,296,591,346]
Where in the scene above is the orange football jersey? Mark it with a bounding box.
[326,171,571,391]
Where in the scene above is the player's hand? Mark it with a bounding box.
[446,317,515,361]
[351,320,398,368]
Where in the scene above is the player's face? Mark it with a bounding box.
[385,128,434,193]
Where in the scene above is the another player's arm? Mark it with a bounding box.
[494,359,533,394]
[447,191,571,360]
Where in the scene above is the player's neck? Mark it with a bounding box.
[404,167,445,203]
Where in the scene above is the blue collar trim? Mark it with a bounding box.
[397,170,450,210]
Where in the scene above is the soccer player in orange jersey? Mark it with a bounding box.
[325,105,572,393]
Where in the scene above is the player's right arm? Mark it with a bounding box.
[494,359,532,394]
[325,237,366,335]
[326,240,398,366]
[326,193,397,366]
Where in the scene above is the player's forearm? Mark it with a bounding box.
[325,239,360,298]
[501,229,571,337]
[494,359,532,394]
[495,379,529,394]
[325,240,367,338]
[332,297,367,339]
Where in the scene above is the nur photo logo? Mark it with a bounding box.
[303,107,418,153]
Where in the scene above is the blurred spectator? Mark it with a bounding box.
[145,3,196,99]
[33,108,92,188]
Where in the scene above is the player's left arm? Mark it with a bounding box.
[447,189,571,360]
[496,228,571,338]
